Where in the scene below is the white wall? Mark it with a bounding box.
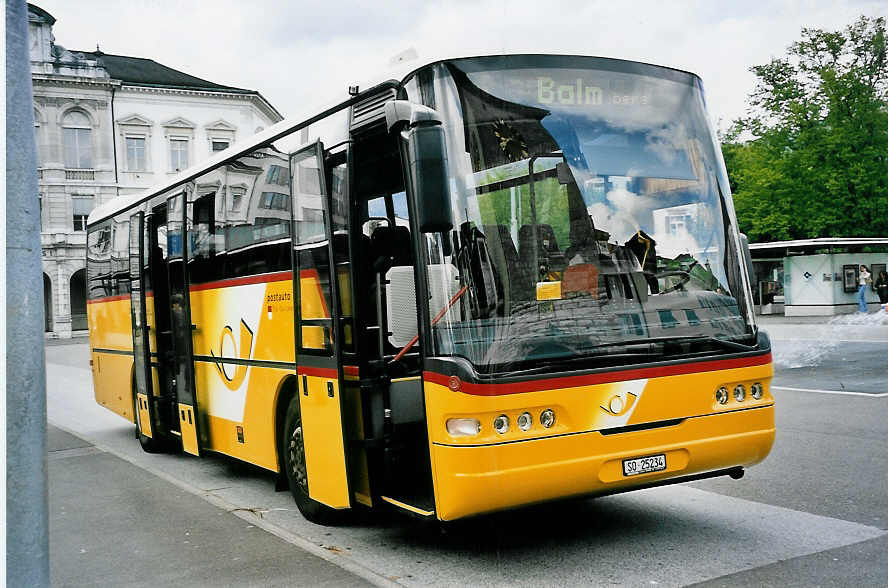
[114,89,276,195]
[784,252,886,315]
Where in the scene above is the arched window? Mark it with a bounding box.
[70,269,88,331]
[62,111,93,169]
[43,273,53,332]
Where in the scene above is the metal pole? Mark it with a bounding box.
[6,0,50,585]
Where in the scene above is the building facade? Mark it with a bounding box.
[28,4,283,337]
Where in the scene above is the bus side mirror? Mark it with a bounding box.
[385,100,453,234]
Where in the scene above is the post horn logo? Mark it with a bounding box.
[211,319,254,391]
[601,392,638,416]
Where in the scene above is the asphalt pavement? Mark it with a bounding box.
[48,424,375,587]
[44,312,888,587]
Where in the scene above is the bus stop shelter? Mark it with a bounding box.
[749,238,888,316]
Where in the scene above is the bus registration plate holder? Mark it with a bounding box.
[622,454,666,477]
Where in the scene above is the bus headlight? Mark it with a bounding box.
[493,415,510,434]
[517,412,532,431]
[540,409,555,428]
[716,387,729,404]
[446,418,481,437]
[751,383,764,400]
[734,384,746,402]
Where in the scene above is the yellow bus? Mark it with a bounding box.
[87,54,774,524]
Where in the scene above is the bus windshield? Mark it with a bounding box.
[407,55,753,373]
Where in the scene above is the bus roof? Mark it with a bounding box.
[88,52,700,226]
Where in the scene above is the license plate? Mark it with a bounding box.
[622,454,666,477]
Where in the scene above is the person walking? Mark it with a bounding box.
[858,265,872,312]
[875,269,888,305]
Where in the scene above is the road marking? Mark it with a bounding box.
[772,385,888,398]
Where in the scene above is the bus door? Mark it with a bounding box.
[128,212,156,440]
[165,193,201,456]
[291,141,351,509]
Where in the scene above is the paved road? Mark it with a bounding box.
[45,331,887,587]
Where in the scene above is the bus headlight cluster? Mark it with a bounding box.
[540,409,556,428]
[517,412,533,431]
[493,414,510,434]
[716,386,729,405]
[446,418,481,437]
[733,384,746,402]
[490,409,556,435]
[751,382,764,400]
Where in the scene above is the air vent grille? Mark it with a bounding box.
[350,88,397,132]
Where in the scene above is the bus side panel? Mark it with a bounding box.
[423,359,775,521]
[87,297,134,422]
[193,363,294,471]
[189,275,295,471]
[299,374,350,509]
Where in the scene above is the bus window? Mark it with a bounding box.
[218,146,292,280]
[328,151,354,354]
[293,142,334,354]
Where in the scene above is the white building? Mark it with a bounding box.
[29,3,283,338]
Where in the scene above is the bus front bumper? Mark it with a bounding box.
[429,405,775,521]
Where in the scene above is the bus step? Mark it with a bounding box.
[380,495,435,518]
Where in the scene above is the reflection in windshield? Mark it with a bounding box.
[406,56,751,372]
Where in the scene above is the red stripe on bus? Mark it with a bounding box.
[423,353,773,396]
[86,294,130,304]
[343,365,359,377]
[297,365,339,378]
[189,271,293,292]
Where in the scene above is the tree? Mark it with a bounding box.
[724,16,888,242]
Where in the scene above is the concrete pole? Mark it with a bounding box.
[6,0,50,585]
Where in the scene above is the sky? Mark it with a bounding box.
[33,0,888,131]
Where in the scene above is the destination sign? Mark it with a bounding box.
[537,77,651,107]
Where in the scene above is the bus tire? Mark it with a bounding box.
[282,394,345,525]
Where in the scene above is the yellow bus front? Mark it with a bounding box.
[396,56,774,520]
[423,350,774,520]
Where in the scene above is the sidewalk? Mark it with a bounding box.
[755,310,888,341]
[48,424,373,587]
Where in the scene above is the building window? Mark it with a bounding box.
[259,192,290,211]
[211,140,229,153]
[265,164,289,186]
[126,136,147,171]
[229,188,245,212]
[667,214,692,235]
[72,195,94,231]
[170,138,189,171]
[63,111,93,169]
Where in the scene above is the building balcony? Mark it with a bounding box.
[65,168,95,181]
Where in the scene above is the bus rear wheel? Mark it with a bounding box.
[282,395,346,525]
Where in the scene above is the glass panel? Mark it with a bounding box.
[217,145,291,280]
[407,56,752,372]
[86,222,113,299]
[292,145,326,245]
[170,139,189,171]
[126,137,146,171]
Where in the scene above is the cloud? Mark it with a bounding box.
[36,0,888,127]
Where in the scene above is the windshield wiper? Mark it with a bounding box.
[589,335,757,353]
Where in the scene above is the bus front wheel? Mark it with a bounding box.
[282,395,345,525]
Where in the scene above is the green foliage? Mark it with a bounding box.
[724,16,888,242]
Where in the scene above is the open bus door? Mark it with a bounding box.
[165,193,201,456]
[290,141,351,510]
[129,212,158,446]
